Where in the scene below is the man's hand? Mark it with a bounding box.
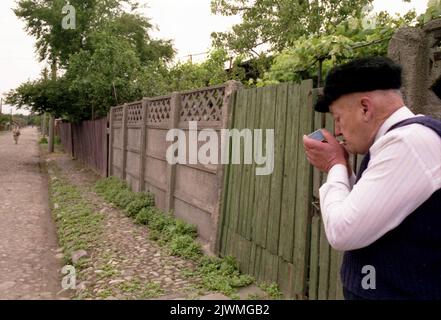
[303,129,350,174]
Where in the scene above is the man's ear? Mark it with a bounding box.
[359,96,373,121]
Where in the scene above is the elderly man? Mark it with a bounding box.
[303,57,441,300]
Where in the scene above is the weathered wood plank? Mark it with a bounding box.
[219,92,238,257]
[328,247,340,300]
[244,88,261,241]
[253,86,277,248]
[308,215,321,300]
[318,222,331,300]
[278,84,301,262]
[240,237,252,275]
[230,89,247,236]
[254,245,263,283]
[248,242,257,276]
[267,83,289,255]
[238,89,252,237]
[292,80,314,296]
[278,259,293,297]
[335,252,344,300]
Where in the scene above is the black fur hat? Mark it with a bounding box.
[315,57,403,113]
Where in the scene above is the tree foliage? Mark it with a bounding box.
[211,0,374,56]
[166,48,246,91]
[7,0,175,121]
[254,6,418,86]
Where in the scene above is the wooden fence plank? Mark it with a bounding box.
[318,222,331,300]
[254,245,263,283]
[219,93,238,257]
[308,215,321,300]
[229,89,247,236]
[328,248,341,300]
[278,84,301,262]
[335,253,344,300]
[254,86,277,248]
[245,88,261,241]
[267,83,289,255]
[248,242,257,276]
[292,80,314,296]
[278,259,292,297]
[238,89,252,237]
[240,238,252,275]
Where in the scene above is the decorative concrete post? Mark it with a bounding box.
[138,99,149,192]
[165,92,182,212]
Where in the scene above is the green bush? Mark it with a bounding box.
[113,189,136,209]
[39,136,48,144]
[174,219,197,237]
[169,235,202,260]
[148,211,175,232]
[196,256,254,296]
[125,193,155,217]
[95,177,128,202]
[135,207,154,225]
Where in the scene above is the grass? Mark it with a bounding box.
[94,176,256,298]
[185,256,255,297]
[49,164,104,265]
[39,135,61,145]
[118,279,164,299]
[259,282,283,300]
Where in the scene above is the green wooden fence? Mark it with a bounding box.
[217,81,361,300]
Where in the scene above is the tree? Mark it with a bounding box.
[211,0,374,57]
[165,48,247,92]
[418,0,441,24]
[9,0,176,121]
[253,7,417,86]
[14,0,139,66]
[66,31,149,120]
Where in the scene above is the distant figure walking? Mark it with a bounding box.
[12,126,21,144]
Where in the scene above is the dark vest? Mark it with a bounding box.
[341,116,441,300]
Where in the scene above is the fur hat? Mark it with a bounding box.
[315,57,403,113]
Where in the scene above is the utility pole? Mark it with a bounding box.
[42,113,47,137]
[0,98,3,114]
[48,61,57,153]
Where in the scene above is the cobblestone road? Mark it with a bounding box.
[0,128,63,299]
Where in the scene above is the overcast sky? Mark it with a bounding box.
[0,0,429,115]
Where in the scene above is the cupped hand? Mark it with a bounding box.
[303,129,350,174]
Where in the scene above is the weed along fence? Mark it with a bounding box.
[57,118,108,176]
[108,82,241,250]
[217,80,361,300]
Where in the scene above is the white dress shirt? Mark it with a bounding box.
[320,107,441,251]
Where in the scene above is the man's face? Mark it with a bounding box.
[329,94,373,155]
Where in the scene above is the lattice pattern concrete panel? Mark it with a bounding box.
[113,107,124,123]
[147,98,171,124]
[127,103,143,126]
[180,87,225,122]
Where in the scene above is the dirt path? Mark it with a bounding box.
[0,127,63,299]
